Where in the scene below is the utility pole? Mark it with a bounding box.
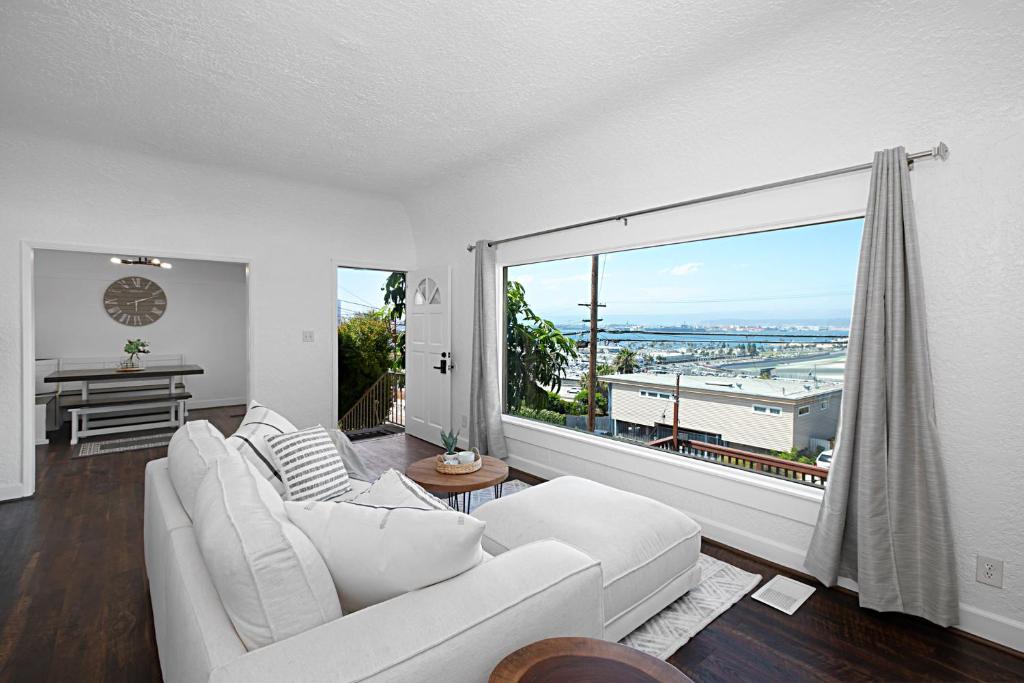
[587,254,599,433]
[672,372,681,450]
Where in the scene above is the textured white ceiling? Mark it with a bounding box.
[0,0,832,193]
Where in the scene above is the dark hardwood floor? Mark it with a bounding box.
[1,406,1021,682]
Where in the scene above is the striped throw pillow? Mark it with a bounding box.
[265,425,352,502]
[226,401,296,495]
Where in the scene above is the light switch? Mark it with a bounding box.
[302,330,315,343]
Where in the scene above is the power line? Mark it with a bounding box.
[338,286,375,307]
[337,298,377,309]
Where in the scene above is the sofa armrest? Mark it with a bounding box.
[209,539,603,683]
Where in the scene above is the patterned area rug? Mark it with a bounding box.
[621,553,761,659]
[461,478,762,660]
[74,432,174,458]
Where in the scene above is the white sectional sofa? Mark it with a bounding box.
[144,418,703,682]
[144,438,604,683]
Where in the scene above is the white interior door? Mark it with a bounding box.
[404,267,452,445]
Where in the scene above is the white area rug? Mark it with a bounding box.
[74,432,173,458]
[459,478,761,659]
[621,553,761,659]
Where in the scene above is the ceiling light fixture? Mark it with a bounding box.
[110,256,173,269]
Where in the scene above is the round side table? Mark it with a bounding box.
[405,454,509,513]
[489,637,694,683]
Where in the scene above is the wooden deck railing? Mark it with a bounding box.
[339,370,405,433]
[648,436,829,486]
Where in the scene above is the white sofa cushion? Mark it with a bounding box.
[193,453,342,651]
[352,468,452,510]
[472,475,702,641]
[167,420,234,519]
[285,499,485,613]
[226,401,296,495]
[266,425,352,501]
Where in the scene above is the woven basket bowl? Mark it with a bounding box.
[435,451,482,475]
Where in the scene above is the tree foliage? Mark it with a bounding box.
[613,348,639,374]
[505,281,578,411]
[512,406,568,426]
[574,387,608,414]
[382,271,406,371]
[337,310,395,416]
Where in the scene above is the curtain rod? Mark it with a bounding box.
[466,142,949,252]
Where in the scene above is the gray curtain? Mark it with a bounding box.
[804,147,958,626]
[468,240,508,459]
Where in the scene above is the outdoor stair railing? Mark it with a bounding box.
[647,436,829,487]
[339,370,406,433]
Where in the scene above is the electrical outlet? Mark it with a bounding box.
[461,414,468,428]
[976,555,1004,588]
[302,330,315,343]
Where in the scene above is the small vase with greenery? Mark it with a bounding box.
[440,428,460,464]
[122,339,150,370]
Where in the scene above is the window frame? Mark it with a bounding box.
[640,389,673,400]
[497,210,864,491]
[798,405,811,416]
[753,404,782,416]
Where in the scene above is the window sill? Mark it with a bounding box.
[501,413,826,506]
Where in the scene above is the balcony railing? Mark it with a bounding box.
[339,370,406,434]
[648,436,829,487]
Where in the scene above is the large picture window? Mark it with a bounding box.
[503,218,863,487]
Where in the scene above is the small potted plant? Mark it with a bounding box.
[435,429,481,474]
[120,338,150,371]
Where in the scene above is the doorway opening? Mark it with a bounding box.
[336,266,406,440]
[22,245,251,499]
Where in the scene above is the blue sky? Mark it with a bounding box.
[337,267,393,317]
[338,218,864,325]
[507,218,864,325]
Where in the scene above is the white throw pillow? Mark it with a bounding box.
[167,420,233,519]
[266,425,352,502]
[352,468,452,510]
[226,401,297,495]
[285,499,485,612]
[193,454,342,651]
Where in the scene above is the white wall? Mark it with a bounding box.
[404,2,1024,650]
[0,128,417,500]
[34,250,247,408]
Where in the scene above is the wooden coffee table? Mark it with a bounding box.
[405,455,509,513]
[489,637,693,683]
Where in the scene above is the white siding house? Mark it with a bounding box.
[602,374,842,454]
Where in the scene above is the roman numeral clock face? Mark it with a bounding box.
[103,277,167,327]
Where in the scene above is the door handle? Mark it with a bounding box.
[432,352,448,375]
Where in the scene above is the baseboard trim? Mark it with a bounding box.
[0,482,29,503]
[956,603,1024,654]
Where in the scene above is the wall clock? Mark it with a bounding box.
[104,276,167,326]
